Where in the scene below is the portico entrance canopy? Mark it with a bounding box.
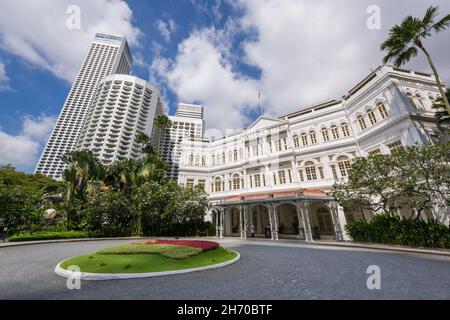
[210,188,348,242]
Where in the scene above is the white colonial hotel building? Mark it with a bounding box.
[177,65,446,241]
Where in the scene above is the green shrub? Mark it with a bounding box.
[147,220,216,237]
[8,230,93,242]
[83,191,135,237]
[345,214,450,248]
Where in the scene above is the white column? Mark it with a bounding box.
[239,206,244,239]
[219,208,224,239]
[215,210,219,238]
[300,201,313,242]
[328,201,344,241]
[291,160,301,183]
[273,205,279,240]
[336,203,350,240]
[295,201,306,240]
[243,206,248,239]
[267,204,274,240]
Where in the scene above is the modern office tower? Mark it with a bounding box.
[35,33,133,179]
[76,74,164,165]
[160,103,204,179]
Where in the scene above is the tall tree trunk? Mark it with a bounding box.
[418,45,450,115]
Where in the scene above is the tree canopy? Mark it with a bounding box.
[332,139,450,219]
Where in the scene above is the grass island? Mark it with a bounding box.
[58,240,238,275]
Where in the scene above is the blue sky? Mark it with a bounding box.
[1,0,449,173]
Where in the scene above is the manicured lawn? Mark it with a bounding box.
[98,243,202,259]
[60,246,237,274]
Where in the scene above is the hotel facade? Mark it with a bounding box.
[177,65,447,241]
[76,74,164,165]
[35,34,133,179]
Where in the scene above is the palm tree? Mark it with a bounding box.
[61,150,105,201]
[380,6,450,114]
[432,88,450,127]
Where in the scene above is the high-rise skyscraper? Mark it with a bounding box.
[76,74,164,165]
[160,103,204,179]
[35,33,133,179]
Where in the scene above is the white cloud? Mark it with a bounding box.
[0,132,39,168]
[156,19,177,42]
[0,0,141,83]
[240,0,450,114]
[0,115,56,169]
[155,0,450,132]
[151,28,260,134]
[22,115,57,143]
[0,62,11,91]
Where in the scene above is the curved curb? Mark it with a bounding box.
[54,250,240,281]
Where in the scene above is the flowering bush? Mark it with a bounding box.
[138,240,219,252]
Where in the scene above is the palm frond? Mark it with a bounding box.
[433,13,450,32]
[393,46,418,67]
[422,6,438,27]
[380,17,421,64]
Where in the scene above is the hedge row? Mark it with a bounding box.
[345,214,450,248]
[8,221,216,241]
[8,230,93,242]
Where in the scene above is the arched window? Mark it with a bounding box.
[321,128,329,142]
[337,156,351,177]
[232,174,241,190]
[309,131,317,144]
[293,135,300,148]
[301,133,308,146]
[222,152,225,163]
[233,149,238,161]
[331,125,340,139]
[304,161,317,181]
[214,177,222,192]
[211,155,215,165]
[367,109,377,125]
[201,156,206,166]
[357,115,367,130]
[189,154,194,165]
[195,155,200,166]
[377,102,388,119]
[341,123,350,137]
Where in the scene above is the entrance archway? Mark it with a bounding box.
[229,207,241,236]
[250,204,270,238]
[314,207,335,238]
[276,203,299,239]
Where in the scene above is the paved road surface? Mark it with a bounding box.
[0,239,449,299]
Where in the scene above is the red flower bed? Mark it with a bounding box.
[139,240,219,252]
